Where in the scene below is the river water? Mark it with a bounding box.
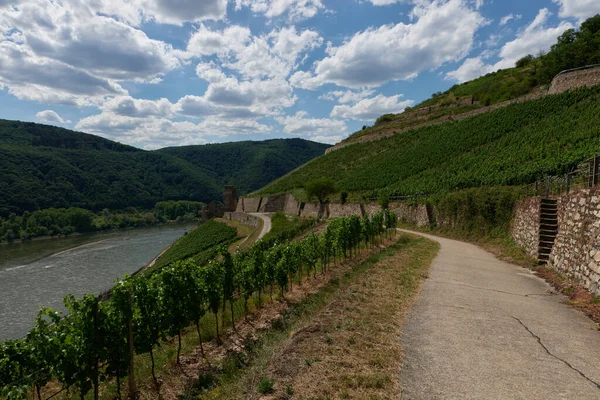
[0,223,196,340]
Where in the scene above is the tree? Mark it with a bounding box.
[305,178,336,205]
[515,54,534,68]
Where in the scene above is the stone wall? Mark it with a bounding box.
[241,197,262,213]
[223,212,260,228]
[284,194,301,215]
[389,202,430,227]
[259,194,288,212]
[511,197,541,258]
[327,203,363,218]
[547,188,600,295]
[549,66,600,95]
[300,203,322,219]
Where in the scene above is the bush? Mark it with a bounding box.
[375,114,395,126]
[257,377,275,394]
[515,54,534,68]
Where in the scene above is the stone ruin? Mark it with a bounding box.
[202,186,237,222]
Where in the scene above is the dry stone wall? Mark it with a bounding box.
[547,188,600,295]
[242,197,262,213]
[300,203,322,219]
[389,202,430,227]
[549,67,600,95]
[511,197,541,258]
[223,212,260,228]
[327,203,363,218]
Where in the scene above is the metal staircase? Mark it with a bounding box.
[538,198,558,264]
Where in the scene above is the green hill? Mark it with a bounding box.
[0,121,328,217]
[256,86,600,199]
[157,139,330,194]
[345,14,600,145]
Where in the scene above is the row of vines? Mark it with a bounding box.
[0,211,398,400]
[258,87,600,198]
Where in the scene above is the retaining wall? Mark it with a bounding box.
[284,194,301,215]
[327,203,363,218]
[223,212,260,228]
[259,194,287,212]
[389,202,430,227]
[547,188,600,295]
[549,67,600,95]
[511,197,542,259]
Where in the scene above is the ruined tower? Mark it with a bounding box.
[223,185,237,212]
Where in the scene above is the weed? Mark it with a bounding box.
[257,377,275,394]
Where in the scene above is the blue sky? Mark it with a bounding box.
[0,0,598,149]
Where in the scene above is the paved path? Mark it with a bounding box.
[249,213,272,240]
[399,230,600,400]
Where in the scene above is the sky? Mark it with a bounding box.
[0,0,599,149]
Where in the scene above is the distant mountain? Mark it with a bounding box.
[157,139,330,195]
[0,120,328,216]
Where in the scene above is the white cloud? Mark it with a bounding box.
[366,0,404,5]
[445,56,492,83]
[319,89,376,104]
[553,0,600,21]
[289,70,324,90]
[499,13,521,25]
[305,0,485,88]
[309,134,343,145]
[36,110,70,124]
[496,8,573,68]
[0,0,182,105]
[330,94,414,121]
[186,25,322,80]
[100,96,174,118]
[75,112,271,149]
[446,8,574,82]
[140,0,227,25]
[187,24,251,57]
[235,0,325,21]
[277,111,347,141]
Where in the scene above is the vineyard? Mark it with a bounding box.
[147,220,237,274]
[0,211,398,399]
[257,86,600,198]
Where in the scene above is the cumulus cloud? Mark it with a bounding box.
[553,0,600,21]
[319,89,376,104]
[75,112,271,149]
[0,0,182,105]
[330,94,414,121]
[235,0,325,21]
[100,96,174,118]
[140,0,227,25]
[187,25,322,80]
[36,110,70,124]
[302,0,485,88]
[276,111,347,145]
[446,8,574,82]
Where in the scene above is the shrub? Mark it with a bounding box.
[257,377,275,394]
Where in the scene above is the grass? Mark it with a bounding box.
[260,211,311,243]
[200,234,440,399]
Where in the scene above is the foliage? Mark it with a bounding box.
[257,86,600,198]
[432,186,527,238]
[157,138,330,195]
[149,220,237,273]
[0,121,328,217]
[0,212,397,399]
[260,212,316,245]
[539,15,600,84]
[0,200,205,243]
[305,178,337,204]
[516,54,535,68]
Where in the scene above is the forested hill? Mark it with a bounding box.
[156,139,330,194]
[0,120,328,216]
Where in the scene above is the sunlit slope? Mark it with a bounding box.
[257,87,600,198]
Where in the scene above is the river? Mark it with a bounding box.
[0,223,196,340]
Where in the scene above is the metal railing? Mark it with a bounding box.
[525,155,599,198]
